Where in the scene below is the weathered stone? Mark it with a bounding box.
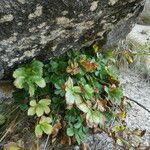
[127,24,150,76]
[0,0,145,78]
[140,0,150,24]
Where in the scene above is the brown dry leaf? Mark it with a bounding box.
[80,143,89,150]
[97,99,107,112]
[29,143,40,150]
[51,122,62,143]
[4,142,23,150]
[60,135,71,146]
[108,76,119,85]
[67,60,79,75]
[52,122,62,137]
[80,59,97,72]
[93,127,102,133]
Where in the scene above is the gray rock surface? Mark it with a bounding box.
[119,69,150,147]
[127,24,150,76]
[141,0,150,24]
[0,0,145,78]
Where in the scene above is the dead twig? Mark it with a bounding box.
[125,96,150,113]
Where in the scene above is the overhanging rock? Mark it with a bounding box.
[0,0,145,79]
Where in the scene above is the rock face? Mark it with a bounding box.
[127,24,150,76]
[0,0,145,79]
[141,0,150,24]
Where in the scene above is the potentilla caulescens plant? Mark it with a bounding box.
[13,46,145,148]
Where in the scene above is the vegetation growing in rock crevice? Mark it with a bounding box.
[11,46,145,149]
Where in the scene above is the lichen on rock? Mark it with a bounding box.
[0,0,145,79]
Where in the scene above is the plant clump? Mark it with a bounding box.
[12,46,145,149]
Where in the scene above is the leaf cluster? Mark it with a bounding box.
[12,47,145,148]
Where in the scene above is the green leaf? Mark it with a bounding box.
[13,67,26,78]
[39,99,51,106]
[41,123,53,135]
[75,134,81,144]
[74,122,82,129]
[73,86,81,93]
[31,60,44,76]
[86,110,105,127]
[104,86,123,104]
[84,84,94,100]
[67,127,74,136]
[104,111,114,123]
[13,60,45,97]
[43,106,50,114]
[36,106,44,117]
[35,124,43,138]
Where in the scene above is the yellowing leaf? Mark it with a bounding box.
[73,86,81,93]
[35,117,53,138]
[65,90,76,105]
[14,77,25,89]
[39,99,51,106]
[39,116,52,124]
[29,84,35,97]
[30,100,37,107]
[35,124,43,138]
[36,106,44,117]
[113,125,125,132]
[77,103,90,113]
[28,107,36,116]
[86,110,105,128]
[43,106,50,114]
[65,77,73,91]
[41,123,53,135]
[28,99,51,117]
[35,78,46,88]
[115,112,127,118]
[93,44,99,52]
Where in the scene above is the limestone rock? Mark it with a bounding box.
[127,24,150,76]
[141,0,150,24]
[0,0,145,78]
